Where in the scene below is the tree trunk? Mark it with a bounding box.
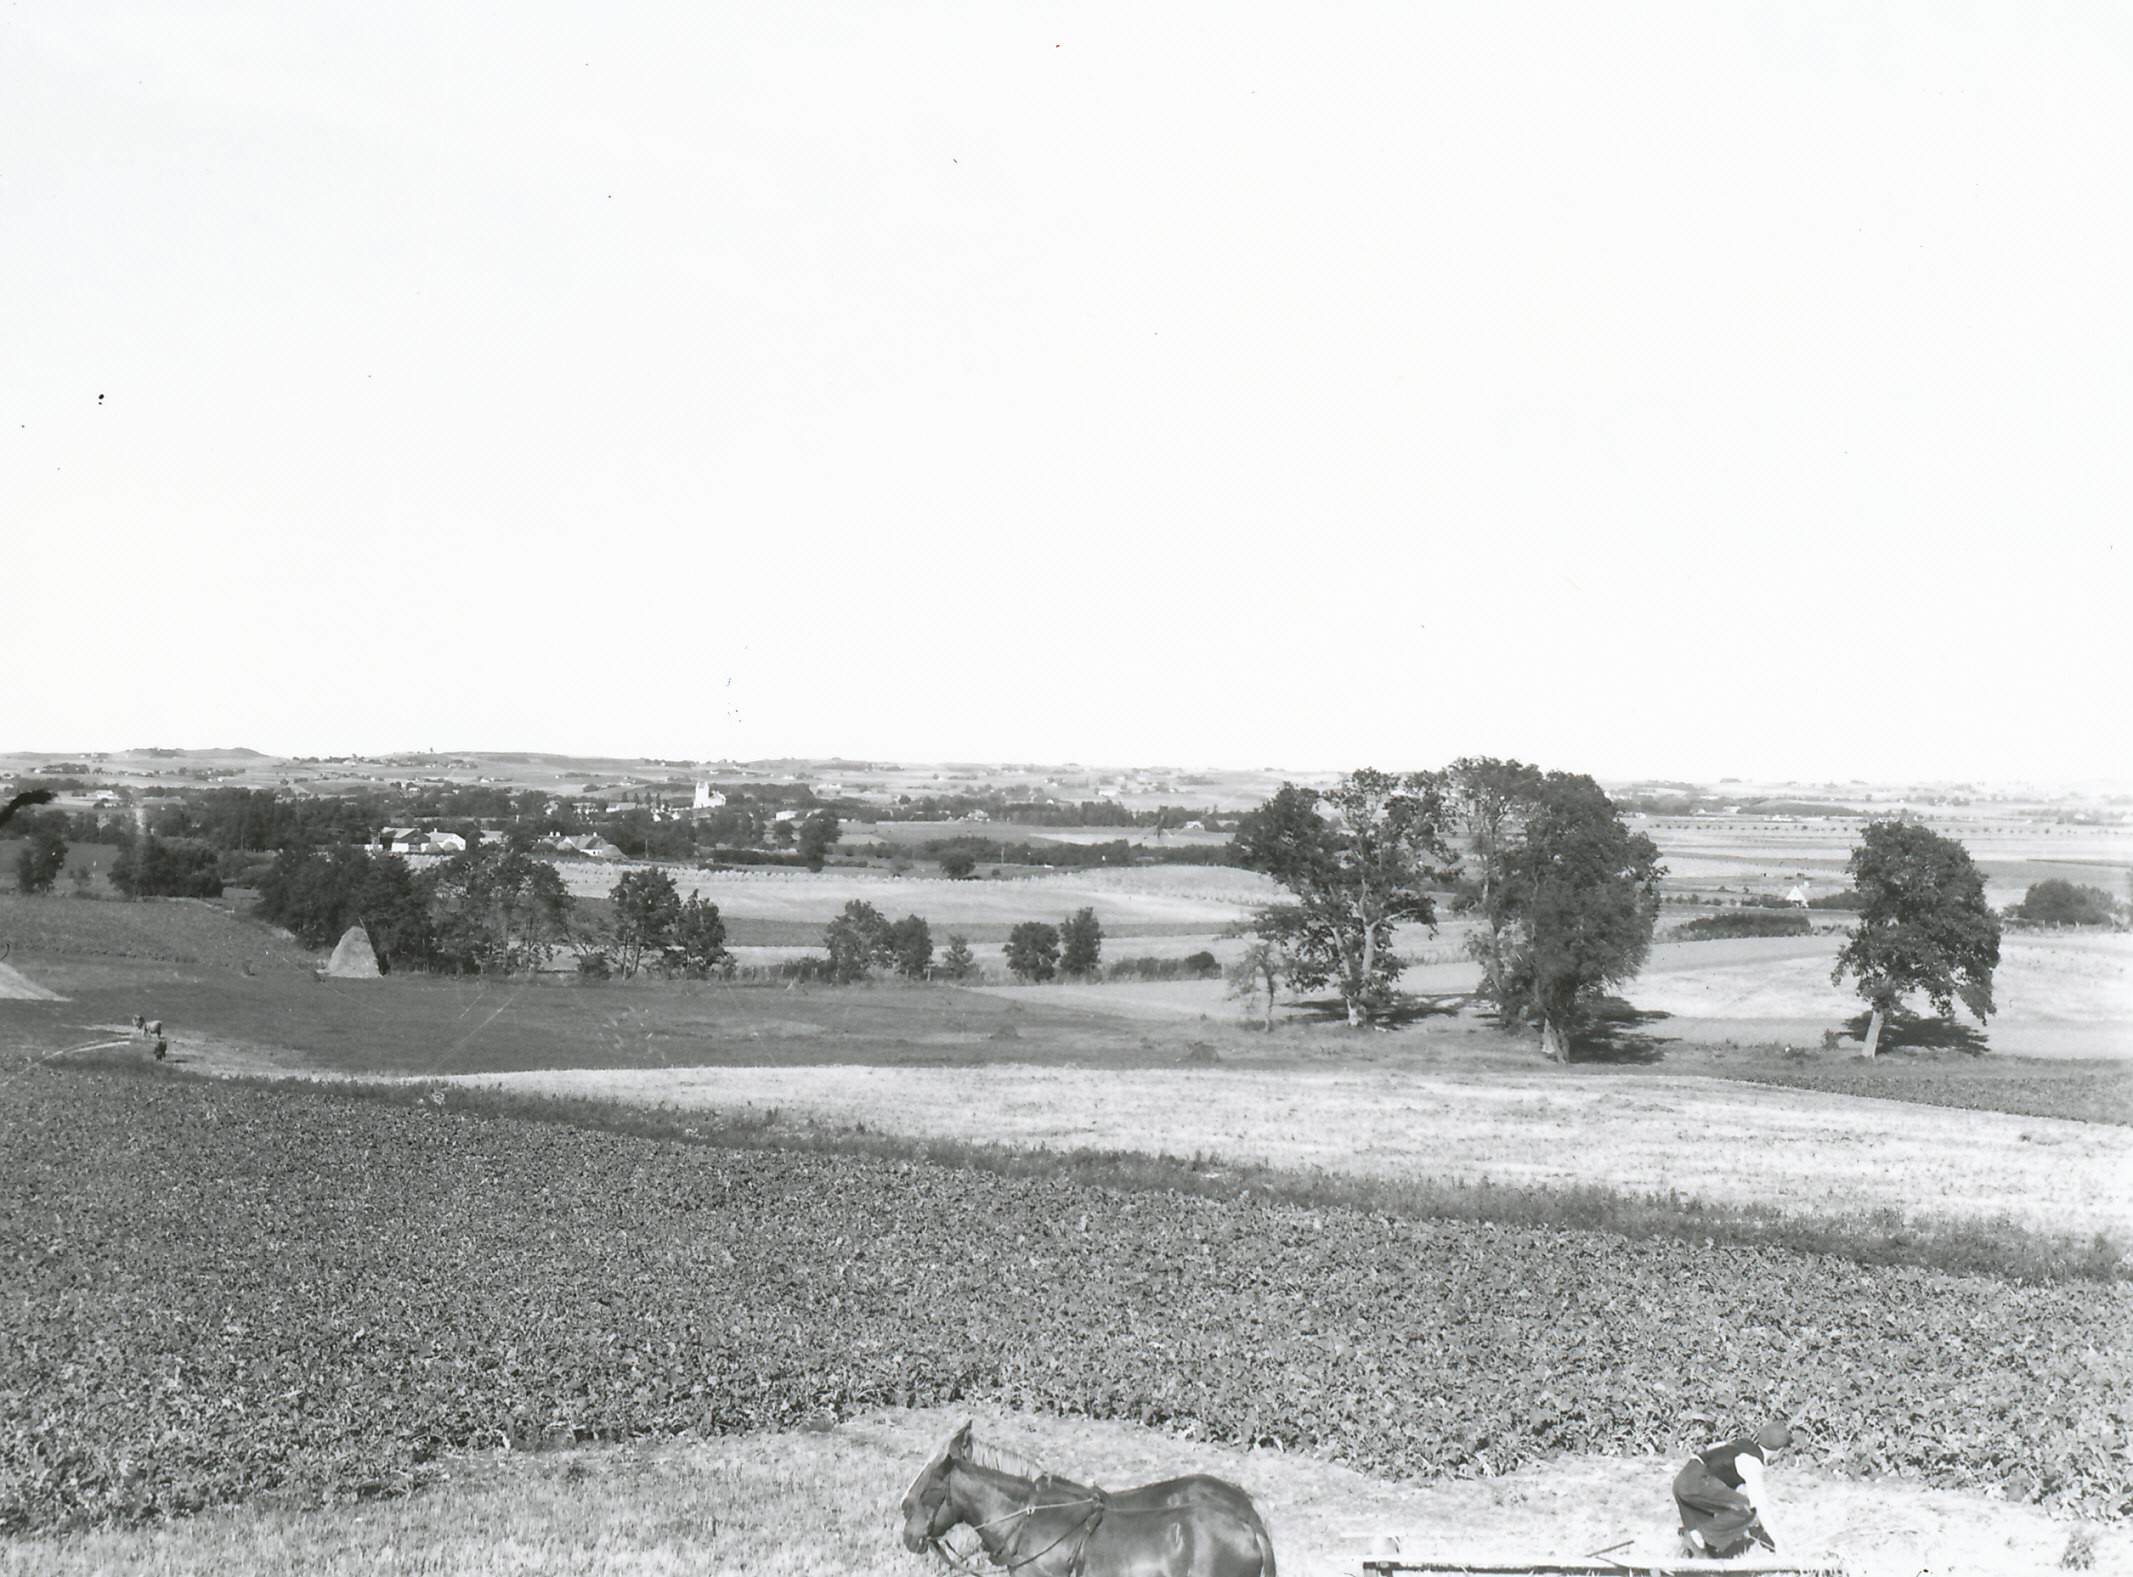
[1860,1007,1885,1059]
[1540,1013,1567,1062]
[1351,906,1376,1028]
[1262,976,1276,1033]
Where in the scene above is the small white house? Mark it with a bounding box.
[378,828,467,856]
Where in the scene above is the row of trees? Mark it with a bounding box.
[808,900,977,983]
[1234,765,2017,1059]
[255,844,757,979]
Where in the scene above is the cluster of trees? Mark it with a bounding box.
[803,900,976,983]
[1235,762,1663,1056]
[254,841,556,972]
[874,793,1230,830]
[1234,766,2021,1061]
[599,869,732,978]
[7,808,232,901]
[111,834,225,899]
[2010,878,2121,928]
[917,837,1234,875]
[1002,908,1104,982]
[255,843,750,979]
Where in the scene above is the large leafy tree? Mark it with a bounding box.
[1004,921,1061,983]
[1440,757,1545,1002]
[1833,820,2001,1057]
[1488,771,1664,1061]
[1059,906,1104,979]
[609,868,684,978]
[823,899,892,983]
[1232,770,1447,1026]
[11,811,67,895]
[666,894,732,977]
[885,914,933,980]
[797,810,841,872]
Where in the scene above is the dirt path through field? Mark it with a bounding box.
[427,1059,2133,1240]
[3,1403,2115,1575]
[0,960,63,1000]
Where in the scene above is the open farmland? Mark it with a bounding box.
[549,862,1275,935]
[4,861,2129,1566]
[433,1057,2133,1244]
[1635,812,2131,911]
[3,1065,2127,1541]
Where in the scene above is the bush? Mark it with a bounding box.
[1105,953,1224,982]
[2013,879,2116,928]
[1674,910,1813,941]
[700,848,811,869]
[936,934,978,981]
[938,850,977,880]
[1807,889,1866,910]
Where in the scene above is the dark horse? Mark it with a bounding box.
[900,1421,1276,1577]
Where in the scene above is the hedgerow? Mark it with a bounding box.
[2,1068,2126,1531]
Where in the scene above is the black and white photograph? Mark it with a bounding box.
[3,5,2128,1574]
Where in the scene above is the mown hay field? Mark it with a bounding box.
[545,862,1277,931]
[431,1057,2133,1243]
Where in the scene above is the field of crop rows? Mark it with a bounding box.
[3,1067,2127,1532]
[1713,1060,2133,1127]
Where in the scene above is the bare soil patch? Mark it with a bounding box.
[2,1405,2114,1576]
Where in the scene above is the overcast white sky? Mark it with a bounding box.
[4,5,2127,784]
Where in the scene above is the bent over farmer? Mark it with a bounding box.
[1673,1420,1790,1558]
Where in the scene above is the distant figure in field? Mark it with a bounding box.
[1674,1420,1790,1558]
[153,1036,167,1061]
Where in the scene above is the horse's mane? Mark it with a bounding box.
[952,1430,1098,1494]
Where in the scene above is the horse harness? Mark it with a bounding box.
[932,1479,1109,1577]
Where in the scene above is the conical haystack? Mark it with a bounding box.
[326,924,382,979]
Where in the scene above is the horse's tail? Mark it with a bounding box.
[1253,1519,1277,1577]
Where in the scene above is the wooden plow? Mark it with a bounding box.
[1362,1559,1843,1576]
